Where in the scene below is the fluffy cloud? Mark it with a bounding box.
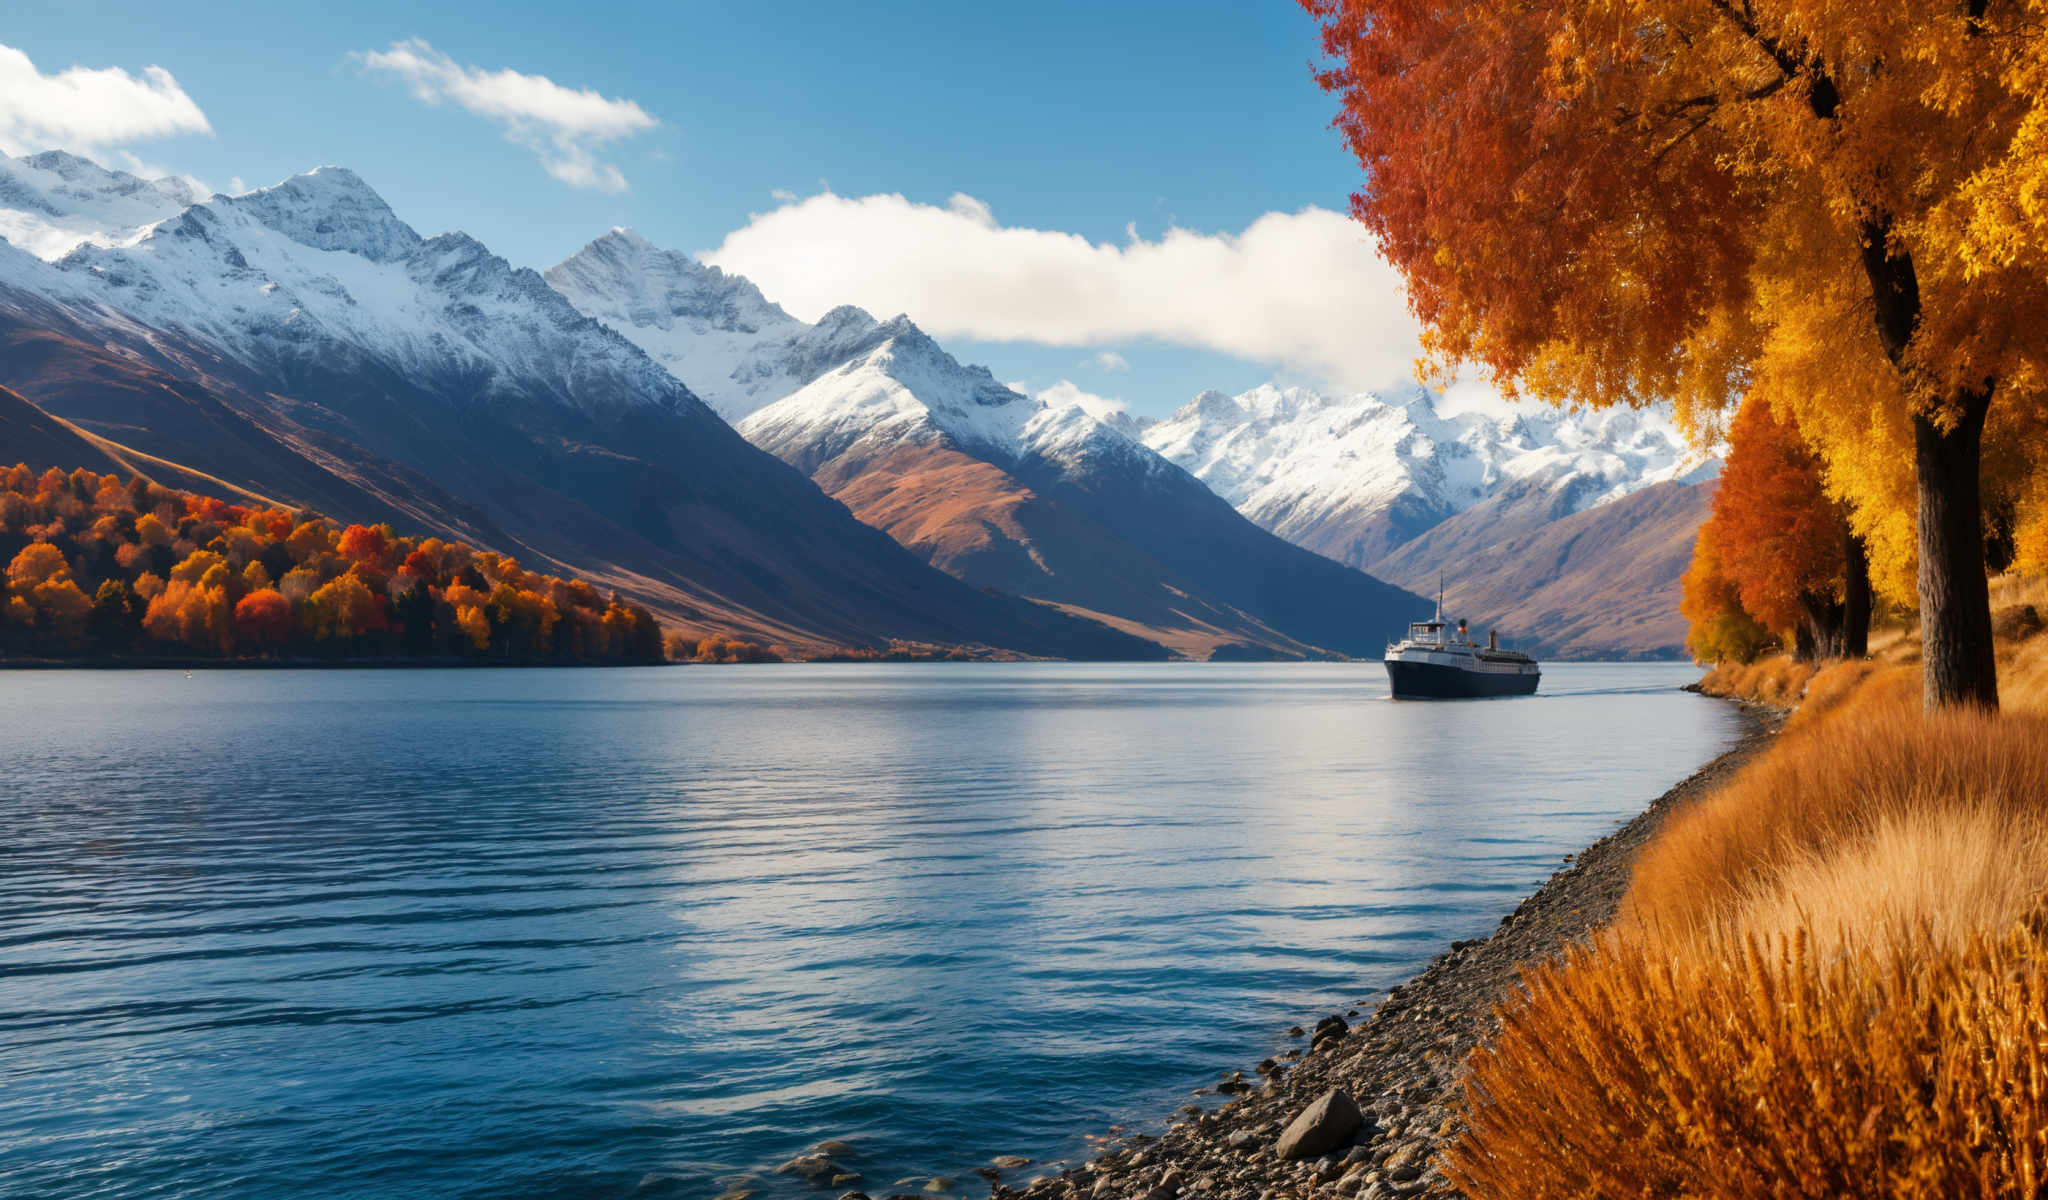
[705,191,1430,393]
[0,43,211,157]
[1090,351,1131,372]
[357,39,656,192]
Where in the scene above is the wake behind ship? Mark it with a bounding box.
[1383,598,1540,699]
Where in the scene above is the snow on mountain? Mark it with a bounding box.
[7,166,695,415]
[546,229,1175,483]
[1139,384,1717,568]
[0,150,206,261]
[734,309,1172,487]
[546,228,887,422]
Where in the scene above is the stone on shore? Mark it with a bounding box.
[1274,1088,1367,1160]
[775,1153,841,1184]
[992,1156,1032,1168]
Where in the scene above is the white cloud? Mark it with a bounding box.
[705,191,1432,394]
[770,187,798,203]
[1090,351,1131,372]
[357,39,656,192]
[1037,380,1129,421]
[0,43,211,157]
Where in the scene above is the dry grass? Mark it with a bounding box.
[1620,705,2048,961]
[1446,579,2048,1198]
[1696,654,1820,706]
[1446,924,2048,1200]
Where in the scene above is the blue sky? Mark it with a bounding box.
[3,1,1444,418]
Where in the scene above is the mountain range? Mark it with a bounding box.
[0,152,1156,659]
[1133,386,1719,658]
[0,150,1714,660]
[549,231,1418,659]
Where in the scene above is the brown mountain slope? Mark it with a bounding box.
[814,442,1337,660]
[0,306,1159,661]
[0,381,287,503]
[1368,478,1715,660]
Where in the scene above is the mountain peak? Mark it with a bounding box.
[0,149,207,261]
[816,304,879,333]
[222,166,421,262]
[1142,381,1714,571]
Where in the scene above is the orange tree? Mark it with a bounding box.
[1705,400,1870,658]
[1303,0,2048,708]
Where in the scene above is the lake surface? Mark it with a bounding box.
[0,662,1737,1200]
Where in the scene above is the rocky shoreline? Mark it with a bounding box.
[955,698,1780,1200]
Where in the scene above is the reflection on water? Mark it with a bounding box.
[0,662,1734,1199]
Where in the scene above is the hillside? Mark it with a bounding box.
[0,152,1159,661]
[1136,386,1719,659]
[0,462,665,664]
[1369,478,1717,660]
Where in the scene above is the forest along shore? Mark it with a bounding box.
[984,699,1778,1200]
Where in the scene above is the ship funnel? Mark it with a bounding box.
[1489,629,1498,651]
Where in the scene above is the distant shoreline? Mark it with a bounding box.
[988,694,1777,1200]
[0,655,1698,671]
[0,656,671,671]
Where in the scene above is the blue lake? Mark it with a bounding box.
[0,662,1737,1199]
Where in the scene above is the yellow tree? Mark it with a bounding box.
[1305,0,2048,708]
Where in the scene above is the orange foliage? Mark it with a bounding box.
[233,588,292,650]
[1698,400,1856,655]
[0,463,666,662]
[1680,526,1771,664]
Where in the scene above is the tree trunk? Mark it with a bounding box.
[1915,391,1999,709]
[1793,621,1817,662]
[1842,522,1870,658]
[1800,592,1844,660]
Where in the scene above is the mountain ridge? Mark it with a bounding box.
[553,231,1427,659]
[0,150,1163,660]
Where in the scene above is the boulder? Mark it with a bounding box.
[1274,1089,1367,1161]
[775,1154,841,1184]
[993,1156,1032,1169]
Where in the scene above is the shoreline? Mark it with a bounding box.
[0,656,672,670]
[986,697,1780,1200]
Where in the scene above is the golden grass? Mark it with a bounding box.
[1446,925,2048,1200]
[1446,580,2048,1198]
[1620,705,2048,962]
[1696,654,1819,707]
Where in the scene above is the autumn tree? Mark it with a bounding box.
[233,589,293,653]
[1700,400,1871,658]
[0,464,667,664]
[1305,0,2048,708]
[1681,529,1772,664]
[5,542,91,644]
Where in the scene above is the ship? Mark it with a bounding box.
[1383,584,1540,699]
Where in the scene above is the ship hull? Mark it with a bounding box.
[1384,658,1540,699]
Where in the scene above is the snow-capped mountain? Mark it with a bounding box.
[0,150,205,261]
[1139,384,1717,570]
[736,311,1174,481]
[546,228,895,423]
[0,150,1158,660]
[713,298,1420,658]
[0,163,694,418]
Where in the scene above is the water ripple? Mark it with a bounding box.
[0,662,1736,1200]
